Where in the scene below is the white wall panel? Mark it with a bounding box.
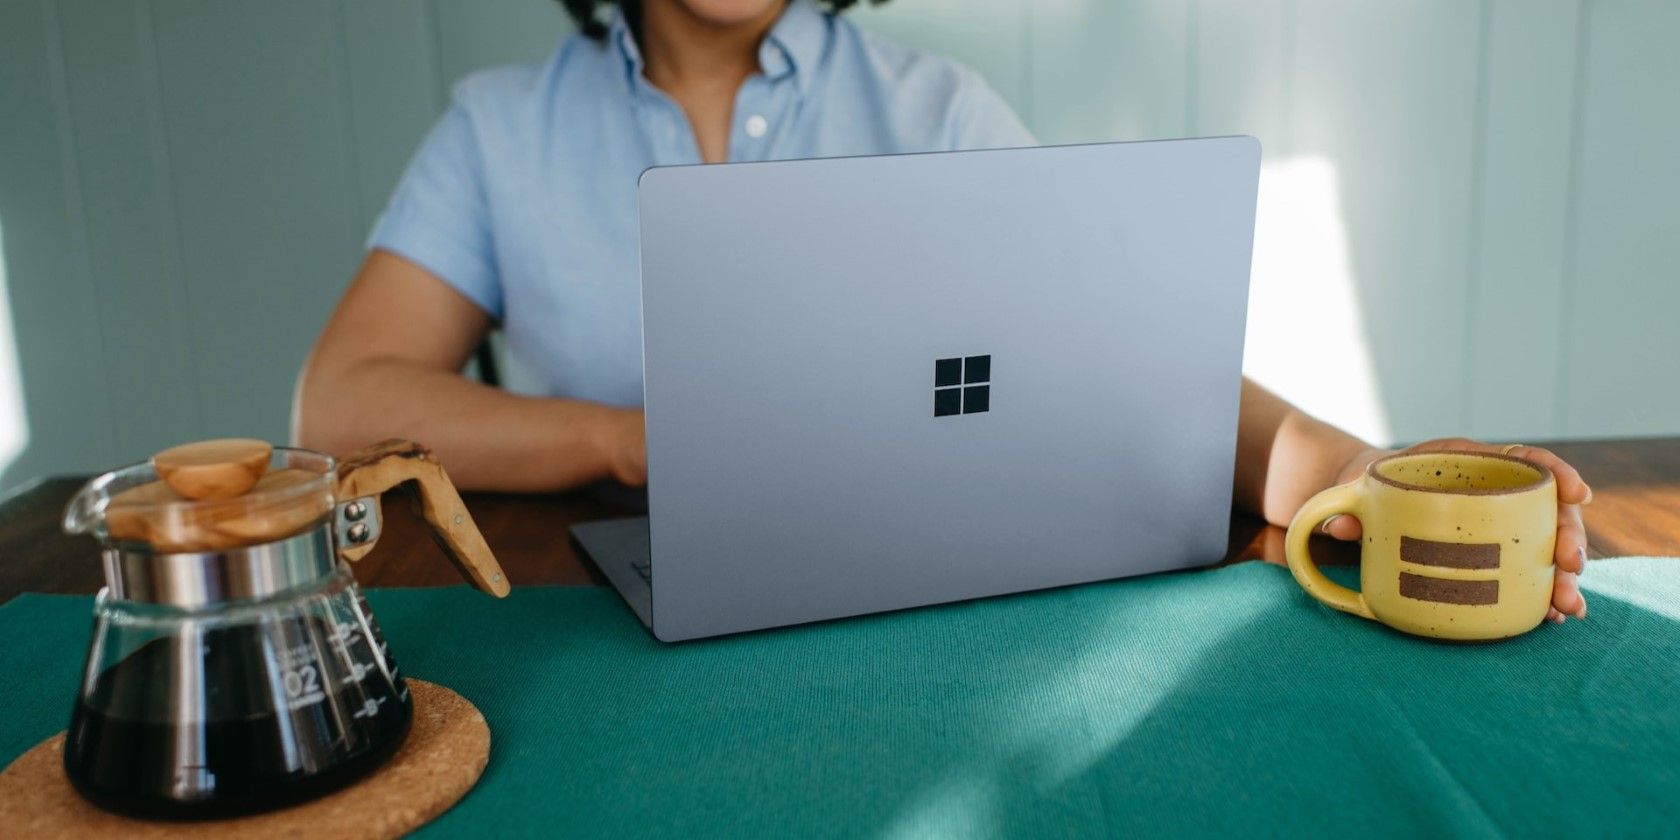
[1464,0,1580,440]
[0,0,118,488]
[1290,0,1482,443]
[0,0,1676,491]
[149,0,363,441]
[1560,0,1680,437]
[1028,0,1190,144]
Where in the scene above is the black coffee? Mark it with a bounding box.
[64,623,411,820]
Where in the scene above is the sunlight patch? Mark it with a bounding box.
[881,774,1000,839]
[1244,156,1392,445]
[0,216,29,475]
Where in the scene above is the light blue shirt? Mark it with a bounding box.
[370,0,1034,407]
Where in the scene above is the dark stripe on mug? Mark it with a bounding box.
[1400,536,1500,570]
[1398,572,1499,605]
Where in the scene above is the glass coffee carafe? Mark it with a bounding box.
[60,439,507,819]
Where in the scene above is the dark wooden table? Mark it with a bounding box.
[3,438,1676,605]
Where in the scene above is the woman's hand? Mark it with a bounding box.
[1320,439,1592,623]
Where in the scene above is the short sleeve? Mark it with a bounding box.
[949,70,1037,151]
[367,103,503,319]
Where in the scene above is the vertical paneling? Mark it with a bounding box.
[1027,0,1189,144]
[1559,1,1680,437]
[1202,0,1399,444]
[1194,0,1291,151]
[149,0,363,441]
[1291,0,1482,443]
[340,0,444,232]
[2,1,1679,492]
[0,0,117,489]
[1464,0,1579,440]
[429,0,571,92]
[851,0,1028,123]
[58,0,201,461]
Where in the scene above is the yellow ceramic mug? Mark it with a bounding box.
[1284,450,1556,641]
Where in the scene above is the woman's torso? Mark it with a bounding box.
[371,1,1032,406]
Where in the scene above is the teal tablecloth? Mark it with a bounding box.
[3,558,1677,838]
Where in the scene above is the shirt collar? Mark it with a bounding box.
[610,0,829,95]
[609,8,647,89]
[758,0,828,94]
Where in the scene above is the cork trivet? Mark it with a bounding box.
[0,679,488,839]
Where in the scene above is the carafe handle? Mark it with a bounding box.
[335,439,510,597]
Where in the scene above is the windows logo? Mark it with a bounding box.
[934,355,990,416]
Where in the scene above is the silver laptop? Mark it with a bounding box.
[573,137,1262,641]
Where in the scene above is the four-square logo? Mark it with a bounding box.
[934,355,990,416]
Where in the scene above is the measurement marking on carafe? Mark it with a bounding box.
[340,661,373,685]
[328,622,364,652]
[284,663,326,709]
[286,692,326,710]
[352,696,389,720]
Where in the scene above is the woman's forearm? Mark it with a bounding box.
[294,356,636,492]
[1233,377,1384,528]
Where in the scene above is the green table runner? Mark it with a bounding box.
[4,558,1677,837]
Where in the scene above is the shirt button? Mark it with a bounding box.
[744,114,768,138]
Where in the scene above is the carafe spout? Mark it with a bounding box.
[62,471,122,538]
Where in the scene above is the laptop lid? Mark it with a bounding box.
[638,137,1261,641]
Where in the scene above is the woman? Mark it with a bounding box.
[295,0,1591,621]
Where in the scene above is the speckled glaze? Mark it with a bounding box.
[1285,451,1557,641]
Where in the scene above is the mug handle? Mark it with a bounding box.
[1283,482,1376,620]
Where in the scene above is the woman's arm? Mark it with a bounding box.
[1233,377,1382,529]
[293,250,646,492]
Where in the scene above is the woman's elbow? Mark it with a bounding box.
[291,352,351,454]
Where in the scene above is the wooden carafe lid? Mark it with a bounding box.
[104,440,334,553]
[88,438,509,597]
[151,438,273,500]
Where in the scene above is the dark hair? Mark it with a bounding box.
[558,0,883,40]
